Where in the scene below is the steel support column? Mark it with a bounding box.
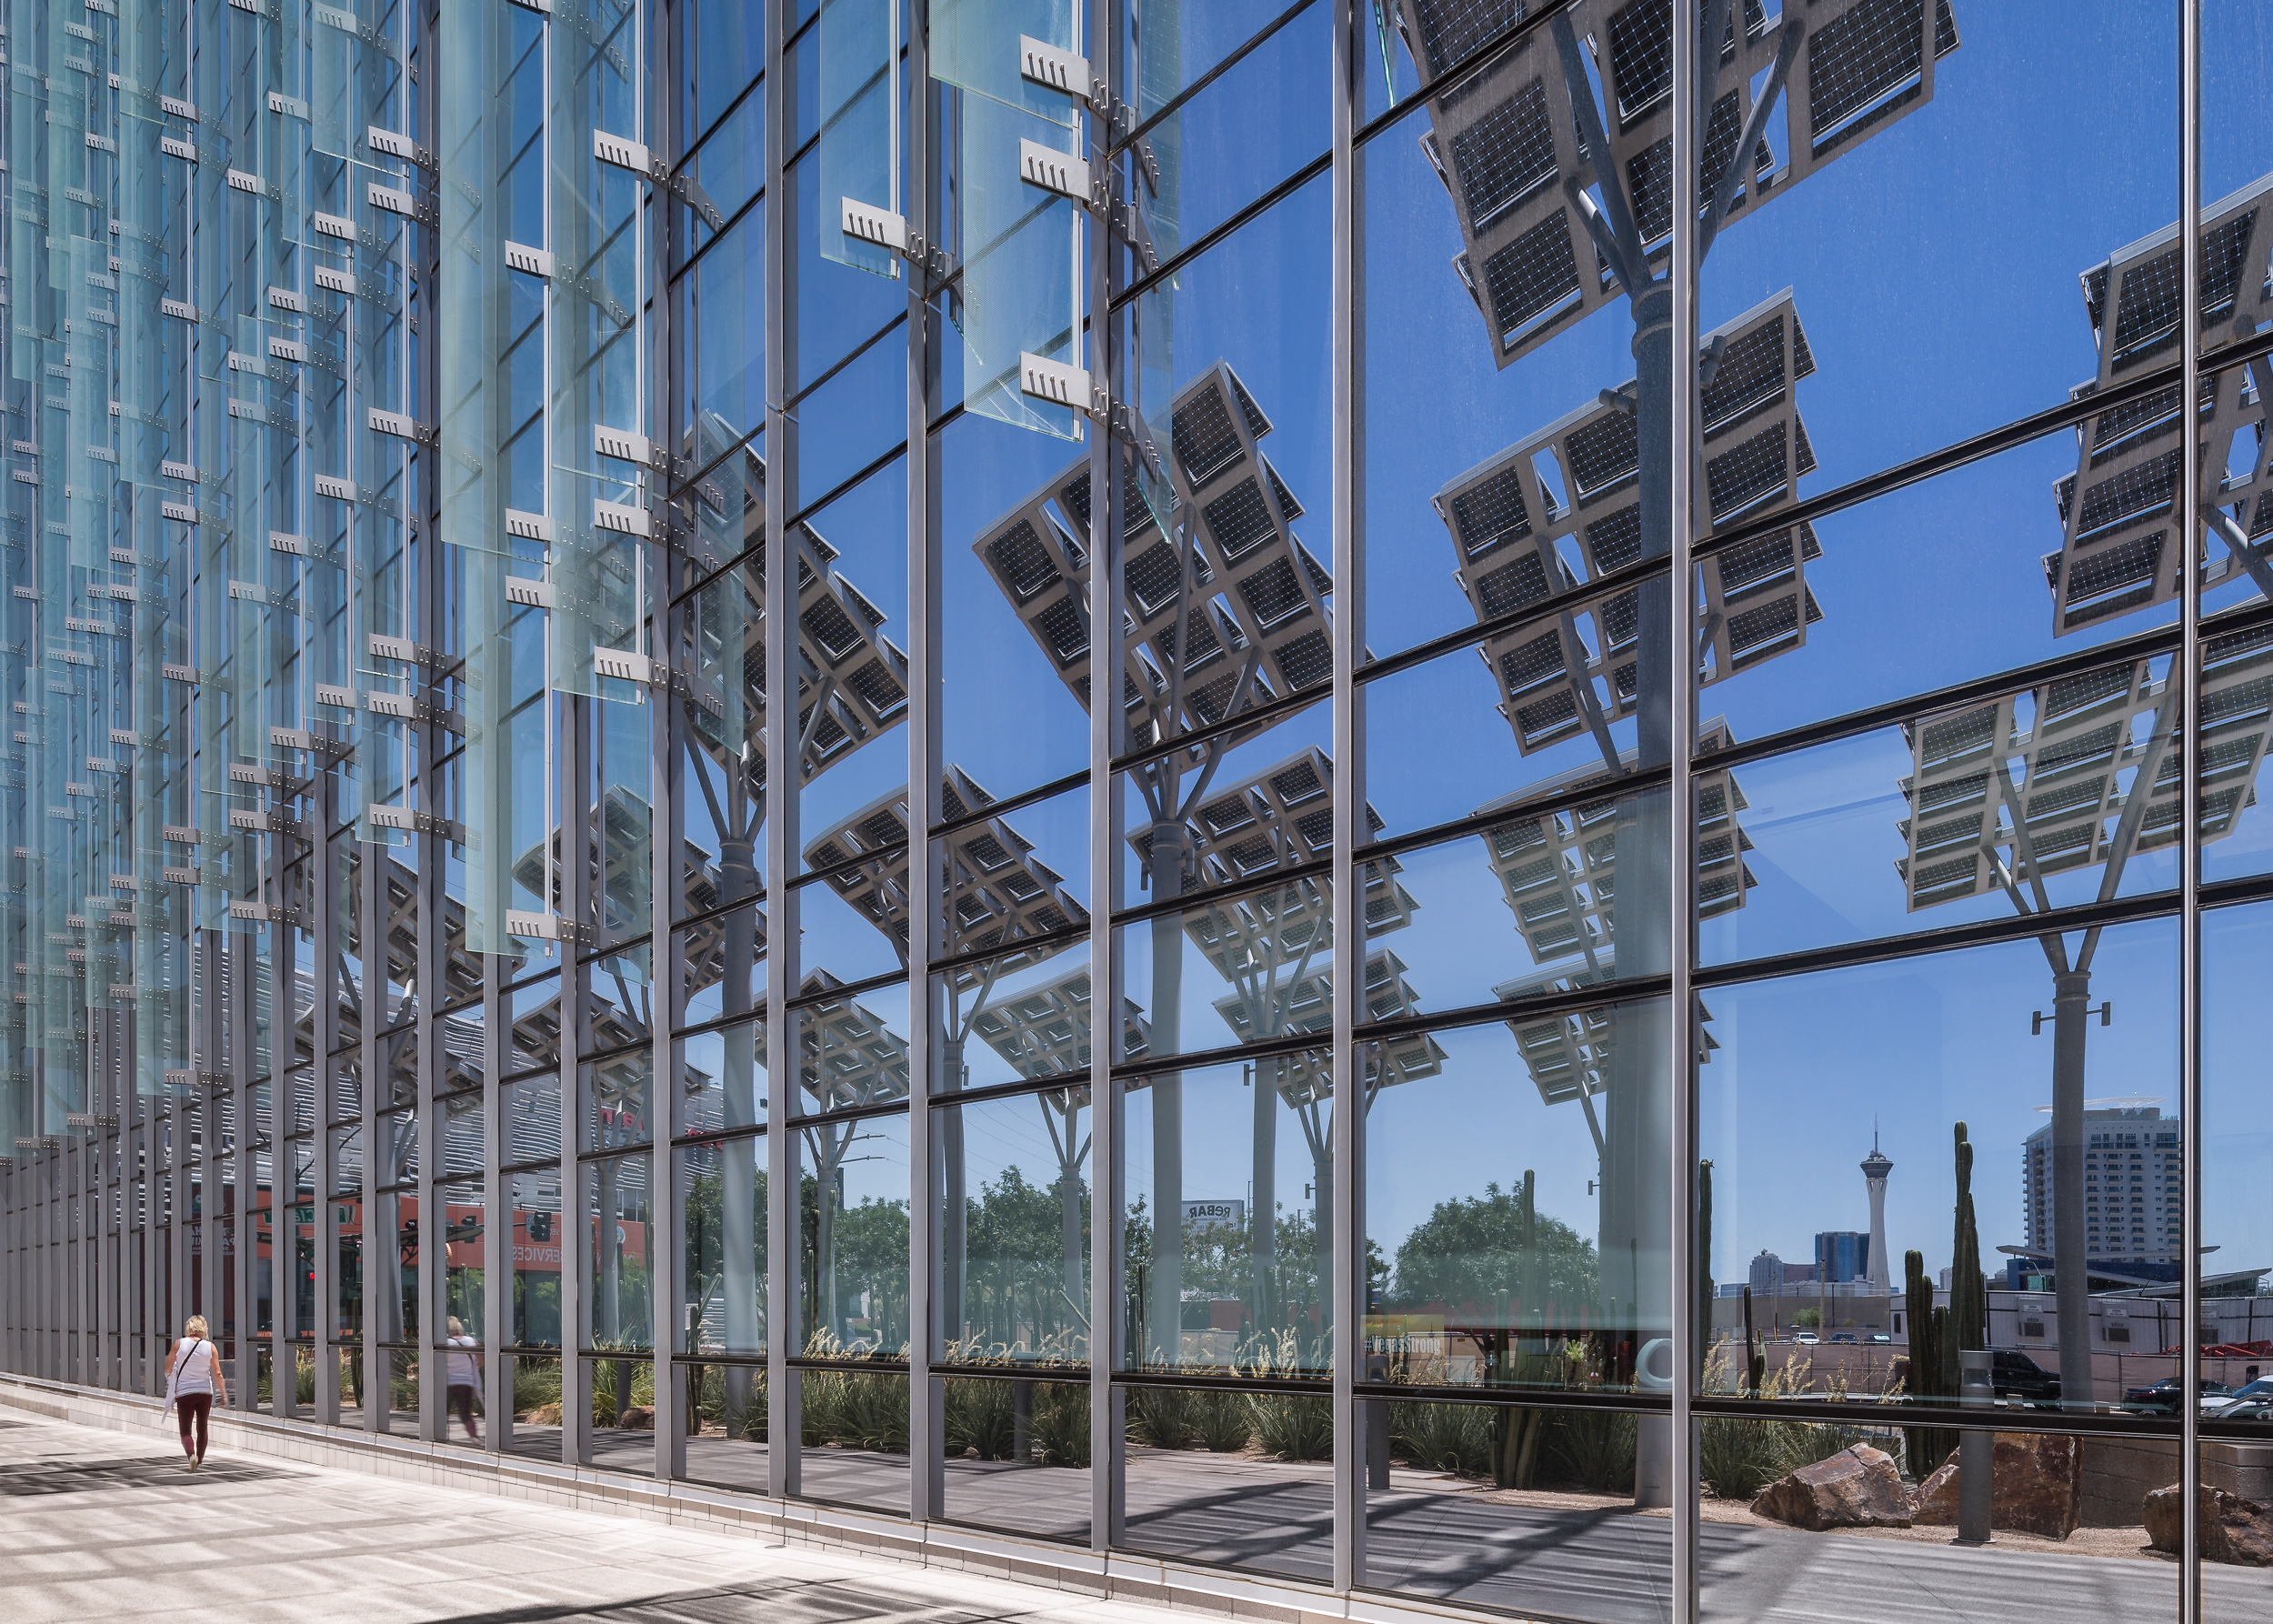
[314,777,341,1425]
[1086,0,1128,1553]
[1669,7,1700,1619]
[1328,0,1363,1594]
[905,0,945,1528]
[2178,3,2204,1616]
[651,0,688,1489]
[763,0,801,1501]
[560,693,593,1467]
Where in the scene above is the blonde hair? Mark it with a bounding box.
[184,1315,209,1339]
[448,1317,466,1337]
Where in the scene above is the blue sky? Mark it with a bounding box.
[766,4,2273,1280]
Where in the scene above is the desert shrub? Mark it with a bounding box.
[1029,1382,1091,1468]
[1389,1399,1495,1477]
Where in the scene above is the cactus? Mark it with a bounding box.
[1905,1248,1957,1476]
[1697,1159,1715,1385]
[1950,1121,1987,1368]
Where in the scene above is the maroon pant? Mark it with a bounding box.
[176,1393,211,1460]
[448,1383,480,1439]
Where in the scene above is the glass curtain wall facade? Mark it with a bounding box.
[1,1,2269,1619]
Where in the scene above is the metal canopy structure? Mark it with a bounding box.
[675,441,910,793]
[804,765,1088,977]
[796,969,913,1115]
[2046,171,2273,634]
[1140,747,1417,946]
[1492,961,1719,1118]
[970,965,1151,1085]
[1478,717,1755,973]
[1896,635,2273,912]
[1397,0,1958,367]
[1890,624,2273,1405]
[975,360,1332,756]
[1434,291,1823,757]
[1211,948,1447,1106]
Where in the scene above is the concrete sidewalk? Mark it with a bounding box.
[0,1410,1207,1624]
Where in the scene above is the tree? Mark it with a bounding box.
[1388,1182,1599,1319]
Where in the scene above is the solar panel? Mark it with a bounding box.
[1396,0,1957,367]
[1493,964,1721,1109]
[968,965,1150,1083]
[795,969,912,1114]
[1896,638,2273,910]
[1139,747,1413,987]
[673,448,909,798]
[1209,947,1447,1107]
[976,361,1337,754]
[802,765,1087,984]
[1432,291,1822,753]
[1474,715,1756,976]
[2047,173,2273,637]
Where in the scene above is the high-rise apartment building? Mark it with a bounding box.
[2023,1107,2186,1267]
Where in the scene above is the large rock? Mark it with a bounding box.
[2145,1483,2273,1566]
[616,1405,655,1430]
[1751,1444,1913,1530]
[1914,1431,2081,1539]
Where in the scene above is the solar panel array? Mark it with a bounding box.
[974,362,1333,753]
[1475,716,1754,983]
[1895,635,2273,911]
[2046,173,2273,636]
[803,765,1088,983]
[1211,948,1447,1107]
[675,443,910,795]
[969,965,1151,1086]
[796,968,914,1113]
[1432,292,1823,757]
[1492,962,1720,1109]
[1396,0,1958,366]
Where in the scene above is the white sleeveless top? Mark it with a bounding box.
[174,1338,215,1395]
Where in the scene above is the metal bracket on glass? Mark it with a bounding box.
[1016,355,1164,480]
[840,197,958,284]
[1019,139,1100,209]
[506,909,592,948]
[368,804,466,841]
[594,425,690,481]
[506,576,554,609]
[367,180,436,228]
[505,241,554,278]
[592,645,670,702]
[368,632,447,673]
[228,900,305,927]
[1016,140,1154,270]
[229,809,308,838]
[365,125,436,173]
[63,1114,118,1130]
[270,726,353,764]
[368,406,437,446]
[593,130,725,231]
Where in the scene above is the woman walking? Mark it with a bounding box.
[165,1316,226,1470]
[444,1317,483,1443]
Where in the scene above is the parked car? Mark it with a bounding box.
[2204,1378,2273,1414]
[2124,1377,2233,1414]
[2217,1400,2273,1423]
[1866,1333,1893,1344]
[1792,1330,1820,1346]
[1829,1332,1859,1344]
[1991,1348,2062,1406]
